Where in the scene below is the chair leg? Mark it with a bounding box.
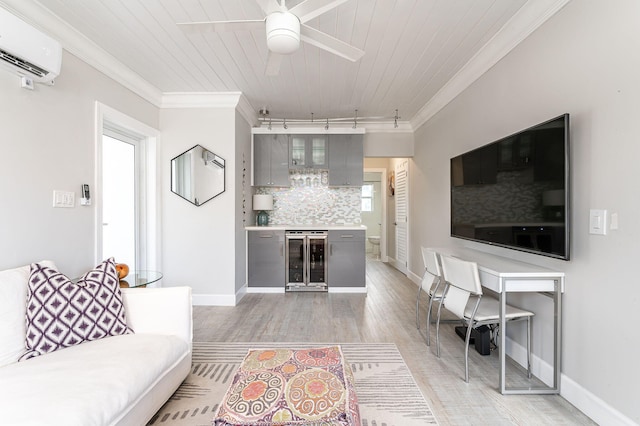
[415,283,423,329]
[527,316,532,379]
[435,291,445,358]
[425,277,441,346]
[425,295,433,346]
[464,324,473,383]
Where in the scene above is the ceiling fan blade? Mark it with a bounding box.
[177,20,264,33]
[255,0,284,15]
[265,51,284,76]
[289,0,350,23]
[300,25,364,61]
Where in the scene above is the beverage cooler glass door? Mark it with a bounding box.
[286,234,305,285]
[308,235,327,287]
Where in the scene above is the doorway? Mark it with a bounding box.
[101,131,139,270]
[95,102,161,272]
[362,169,387,261]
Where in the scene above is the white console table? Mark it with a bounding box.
[446,248,564,395]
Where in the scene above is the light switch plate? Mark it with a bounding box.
[589,209,607,235]
[53,190,75,208]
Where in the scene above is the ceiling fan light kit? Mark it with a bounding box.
[266,12,300,55]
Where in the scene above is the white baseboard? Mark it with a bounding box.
[506,337,636,425]
[246,287,285,294]
[561,374,638,426]
[192,285,248,306]
[407,269,422,286]
[192,293,237,306]
[328,287,368,293]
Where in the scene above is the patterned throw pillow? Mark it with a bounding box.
[20,258,133,361]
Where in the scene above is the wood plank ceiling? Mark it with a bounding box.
[31,0,532,122]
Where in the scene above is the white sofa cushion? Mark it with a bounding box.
[0,333,190,426]
[0,260,56,367]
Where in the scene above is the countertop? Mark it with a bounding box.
[245,225,366,231]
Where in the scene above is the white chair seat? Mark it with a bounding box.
[464,296,534,322]
[437,255,534,383]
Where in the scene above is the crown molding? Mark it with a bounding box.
[410,0,572,131]
[161,92,258,125]
[161,92,244,109]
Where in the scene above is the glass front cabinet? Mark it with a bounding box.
[289,135,328,169]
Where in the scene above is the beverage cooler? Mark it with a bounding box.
[285,230,328,291]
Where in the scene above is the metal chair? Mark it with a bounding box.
[416,247,446,346]
[436,254,534,383]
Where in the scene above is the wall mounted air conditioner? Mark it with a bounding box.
[0,7,62,84]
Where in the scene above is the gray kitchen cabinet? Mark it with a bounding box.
[289,134,328,169]
[327,230,365,287]
[248,230,285,287]
[253,134,289,186]
[328,134,363,186]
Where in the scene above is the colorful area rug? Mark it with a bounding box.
[149,342,438,426]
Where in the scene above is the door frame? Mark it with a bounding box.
[363,167,387,262]
[94,102,161,271]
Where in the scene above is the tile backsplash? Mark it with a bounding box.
[256,170,361,225]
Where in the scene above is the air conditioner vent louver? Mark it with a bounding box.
[0,48,49,78]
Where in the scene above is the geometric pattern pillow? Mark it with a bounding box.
[19,257,133,361]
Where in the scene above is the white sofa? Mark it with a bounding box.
[0,261,193,426]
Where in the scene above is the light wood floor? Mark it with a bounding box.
[193,257,594,425]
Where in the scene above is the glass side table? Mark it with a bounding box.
[119,270,163,288]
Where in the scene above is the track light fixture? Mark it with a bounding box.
[257,109,401,129]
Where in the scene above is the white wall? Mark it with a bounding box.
[410,1,640,423]
[235,110,251,293]
[364,131,414,157]
[0,51,158,276]
[160,107,239,304]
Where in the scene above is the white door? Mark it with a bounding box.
[101,131,139,271]
[394,160,409,274]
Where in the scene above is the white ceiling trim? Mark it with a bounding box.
[161,92,258,126]
[0,0,163,107]
[161,92,244,108]
[410,0,572,131]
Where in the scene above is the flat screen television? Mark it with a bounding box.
[450,114,570,260]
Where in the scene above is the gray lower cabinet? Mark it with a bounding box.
[248,230,285,287]
[328,134,364,186]
[327,230,366,287]
[253,134,290,187]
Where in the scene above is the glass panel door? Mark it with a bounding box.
[311,137,327,168]
[102,133,138,271]
[290,137,306,167]
[286,236,305,284]
[308,236,326,284]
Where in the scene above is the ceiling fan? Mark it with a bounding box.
[177,0,365,76]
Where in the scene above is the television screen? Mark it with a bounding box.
[450,114,570,260]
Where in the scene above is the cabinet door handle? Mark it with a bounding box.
[259,234,273,238]
[330,243,333,256]
[280,243,284,257]
[340,234,354,238]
